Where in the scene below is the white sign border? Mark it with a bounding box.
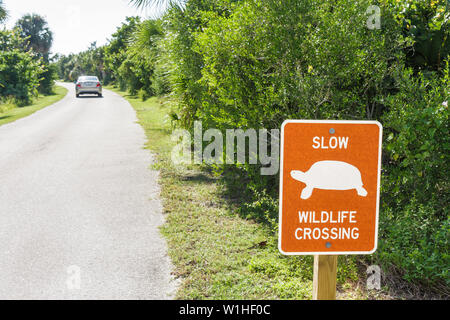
[278,120,383,256]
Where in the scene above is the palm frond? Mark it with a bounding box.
[129,0,183,9]
[0,0,8,23]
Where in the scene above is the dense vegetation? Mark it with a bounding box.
[56,0,449,291]
[0,29,43,105]
[0,4,57,106]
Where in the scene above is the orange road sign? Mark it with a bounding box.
[279,120,382,255]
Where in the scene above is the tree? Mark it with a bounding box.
[0,0,8,23]
[15,14,53,60]
[103,16,141,88]
[15,14,55,94]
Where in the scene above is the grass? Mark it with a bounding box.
[108,85,433,300]
[0,86,68,127]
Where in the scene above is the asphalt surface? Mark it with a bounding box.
[0,83,177,299]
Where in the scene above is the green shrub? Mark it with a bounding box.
[385,0,450,72]
[382,66,449,216]
[379,199,449,286]
[189,0,404,129]
[38,63,57,95]
[0,49,43,105]
[378,65,449,286]
[138,87,151,101]
[151,59,171,96]
[0,29,43,105]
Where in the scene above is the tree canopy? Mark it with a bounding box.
[15,14,53,60]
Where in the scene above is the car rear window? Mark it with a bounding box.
[79,76,99,81]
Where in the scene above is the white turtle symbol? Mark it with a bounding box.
[290,160,368,200]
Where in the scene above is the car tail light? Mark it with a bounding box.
[96,83,101,87]
[77,84,81,87]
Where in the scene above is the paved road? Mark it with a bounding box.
[0,83,176,299]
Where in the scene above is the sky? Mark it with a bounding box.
[2,0,158,55]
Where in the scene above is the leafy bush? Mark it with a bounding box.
[0,14,56,105]
[378,65,449,286]
[382,66,449,215]
[38,63,57,95]
[186,0,404,129]
[0,30,43,105]
[379,199,449,286]
[385,0,450,72]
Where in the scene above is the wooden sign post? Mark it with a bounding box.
[278,120,382,300]
[313,255,337,300]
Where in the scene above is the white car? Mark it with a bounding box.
[75,76,102,97]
